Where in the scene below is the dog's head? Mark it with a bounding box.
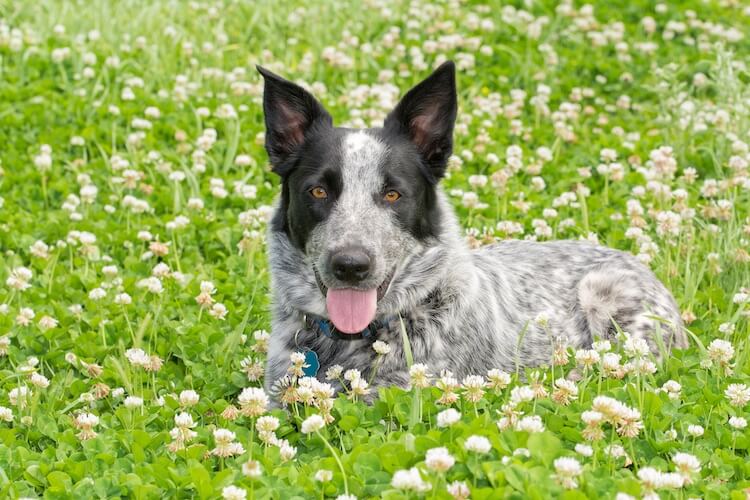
[259,62,457,333]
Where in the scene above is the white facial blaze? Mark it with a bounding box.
[329,132,390,248]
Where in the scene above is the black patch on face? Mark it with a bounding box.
[373,129,442,240]
[272,128,346,250]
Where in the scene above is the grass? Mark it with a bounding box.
[0,0,749,498]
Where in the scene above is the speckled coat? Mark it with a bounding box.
[257,62,686,401]
[264,189,686,398]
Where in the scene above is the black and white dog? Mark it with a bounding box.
[258,62,686,397]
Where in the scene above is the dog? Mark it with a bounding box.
[258,61,687,399]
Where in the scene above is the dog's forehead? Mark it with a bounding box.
[338,130,388,186]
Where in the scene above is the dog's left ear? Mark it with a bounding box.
[384,61,457,182]
[257,65,333,176]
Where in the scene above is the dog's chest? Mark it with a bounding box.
[292,315,424,381]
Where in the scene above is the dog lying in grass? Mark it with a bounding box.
[257,61,686,400]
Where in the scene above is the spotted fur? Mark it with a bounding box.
[258,62,687,400]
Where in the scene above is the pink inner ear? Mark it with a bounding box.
[278,102,306,146]
[410,113,436,151]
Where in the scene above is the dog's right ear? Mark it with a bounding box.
[257,66,332,176]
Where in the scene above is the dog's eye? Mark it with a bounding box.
[384,190,401,203]
[310,186,328,200]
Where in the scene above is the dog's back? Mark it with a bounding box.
[472,240,686,364]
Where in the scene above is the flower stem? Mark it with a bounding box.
[316,430,349,494]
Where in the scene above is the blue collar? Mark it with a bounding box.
[303,313,397,340]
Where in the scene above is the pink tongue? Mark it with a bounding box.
[326,288,378,334]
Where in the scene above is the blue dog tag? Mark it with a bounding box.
[302,350,319,377]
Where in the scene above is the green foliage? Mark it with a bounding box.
[0,0,749,498]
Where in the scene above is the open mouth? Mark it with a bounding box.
[313,266,395,334]
[313,266,394,301]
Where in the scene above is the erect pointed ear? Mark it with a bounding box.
[384,61,457,182]
[257,66,333,175]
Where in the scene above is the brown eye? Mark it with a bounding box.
[384,190,401,202]
[310,186,328,200]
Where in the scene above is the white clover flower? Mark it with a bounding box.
[209,303,228,320]
[212,428,244,457]
[179,389,200,407]
[9,386,32,407]
[237,387,268,417]
[29,240,50,259]
[235,154,254,167]
[725,383,750,406]
[672,453,700,483]
[256,415,280,434]
[187,197,205,210]
[660,472,685,489]
[509,385,535,405]
[0,335,9,356]
[637,467,662,491]
[437,408,461,428]
[0,406,13,423]
[462,375,486,402]
[325,365,343,380]
[315,469,333,482]
[200,281,216,294]
[221,485,246,500]
[575,444,593,456]
[349,377,370,399]
[464,435,492,454]
[686,424,704,437]
[728,416,747,430]
[114,293,132,305]
[6,267,33,290]
[446,480,470,500]
[554,457,583,488]
[391,467,431,492]
[661,380,682,399]
[409,363,431,388]
[486,369,511,390]
[591,340,612,354]
[425,447,455,472]
[137,277,164,294]
[242,459,263,478]
[174,412,195,429]
[38,316,58,331]
[152,262,170,277]
[123,396,144,409]
[707,339,734,364]
[30,373,50,388]
[372,340,391,355]
[515,415,545,433]
[581,410,603,426]
[552,378,579,405]
[125,348,150,367]
[73,412,99,440]
[279,441,297,462]
[623,336,650,358]
[301,414,325,434]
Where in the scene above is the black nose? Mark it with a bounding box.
[330,248,372,284]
